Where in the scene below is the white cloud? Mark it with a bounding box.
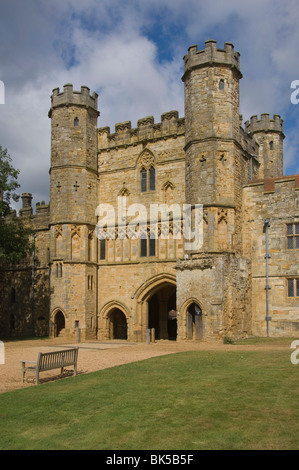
[0,0,298,212]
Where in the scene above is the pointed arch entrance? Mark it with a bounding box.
[109,308,128,340]
[135,274,177,341]
[180,298,205,340]
[99,302,129,341]
[52,309,65,337]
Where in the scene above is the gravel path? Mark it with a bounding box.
[0,337,290,394]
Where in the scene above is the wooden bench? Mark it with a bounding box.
[20,348,79,384]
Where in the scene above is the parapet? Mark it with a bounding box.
[245,114,284,136]
[49,84,99,117]
[98,111,185,150]
[182,40,242,81]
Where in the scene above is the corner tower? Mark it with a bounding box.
[48,84,99,340]
[177,41,251,342]
[245,113,284,179]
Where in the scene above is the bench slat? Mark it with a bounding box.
[21,348,78,384]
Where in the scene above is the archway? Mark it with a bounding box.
[147,283,177,341]
[109,308,128,340]
[54,310,65,337]
[187,302,203,340]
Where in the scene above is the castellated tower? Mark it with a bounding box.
[245,113,284,179]
[48,84,99,340]
[181,40,244,254]
[177,40,252,340]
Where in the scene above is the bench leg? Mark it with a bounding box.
[21,363,25,383]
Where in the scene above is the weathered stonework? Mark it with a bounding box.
[1,40,298,341]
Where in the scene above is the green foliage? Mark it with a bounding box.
[223,336,235,344]
[0,146,31,263]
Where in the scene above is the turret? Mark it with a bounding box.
[48,84,99,225]
[245,114,284,179]
[182,40,243,253]
[48,84,99,341]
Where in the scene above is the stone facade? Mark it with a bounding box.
[1,40,298,341]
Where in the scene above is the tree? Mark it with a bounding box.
[0,146,31,263]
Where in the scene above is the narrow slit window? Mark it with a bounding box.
[141,168,147,192]
[269,141,274,151]
[149,237,156,256]
[149,167,156,191]
[288,279,294,297]
[74,117,79,127]
[140,238,147,257]
[287,223,299,249]
[100,239,106,260]
[219,79,225,90]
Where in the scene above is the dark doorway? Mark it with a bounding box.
[54,310,65,337]
[187,303,203,340]
[148,284,177,340]
[110,309,128,340]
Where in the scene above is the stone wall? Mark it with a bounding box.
[243,175,299,336]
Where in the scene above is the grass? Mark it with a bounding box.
[0,345,299,450]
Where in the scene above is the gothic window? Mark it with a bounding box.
[100,239,106,260]
[287,223,299,249]
[141,167,147,192]
[74,117,79,127]
[288,279,299,297]
[140,238,147,257]
[138,149,156,193]
[56,262,63,278]
[219,79,225,90]
[140,234,156,257]
[149,166,155,191]
[149,237,156,257]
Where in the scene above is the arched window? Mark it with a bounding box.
[141,167,155,192]
[74,117,79,127]
[149,166,155,191]
[269,140,274,151]
[141,168,147,192]
[219,79,225,90]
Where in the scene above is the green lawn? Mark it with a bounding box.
[0,347,298,450]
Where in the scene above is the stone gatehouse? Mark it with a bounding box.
[1,40,298,341]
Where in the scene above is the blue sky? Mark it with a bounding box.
[0,0,299,210]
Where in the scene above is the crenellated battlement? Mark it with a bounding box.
[182,39,242,81]
[245,113,284,135]
[49,84,99,117]
[98,111,185,149]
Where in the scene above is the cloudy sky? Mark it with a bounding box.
[1,0,299,212]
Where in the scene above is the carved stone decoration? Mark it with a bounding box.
[218,208,228,224]
[71,225,81,238]
[138,149,155,169]
[55,226,63,238]
[162,180,175,191]
[118,182,130,197]
[88,229,94,240]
